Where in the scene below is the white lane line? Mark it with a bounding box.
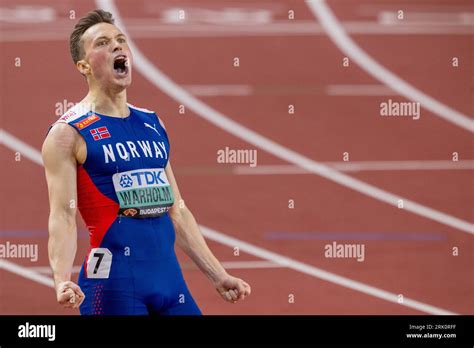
[0,259,54,288]
[0,131,458,315]
[175,84,397,97]
[28,261,282,275]
[189,84,397,97]
[201,226,456,315]
[220,260,282,269]
[234,161,474,174]
[359,4,474,16]
[378,11,474,26]
[1,19,473,43]
[97,0,473,235]
[7,134,467,174]
[326,84,396,96]
[0,129,44,165]
[28,266,82,275]
[305,0,474,132]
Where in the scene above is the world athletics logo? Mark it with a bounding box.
[119,174,133,188]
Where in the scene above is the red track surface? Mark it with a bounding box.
[1,0,472,315]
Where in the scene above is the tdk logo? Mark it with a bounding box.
[118,170,166,188]
[119,174,133,188]
[131,170,166,186]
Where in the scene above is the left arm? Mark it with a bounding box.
[165,162,251,303]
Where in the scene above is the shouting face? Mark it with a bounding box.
[77,22,133,91]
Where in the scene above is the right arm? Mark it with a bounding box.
[42,123,85,308]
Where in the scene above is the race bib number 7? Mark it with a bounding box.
[112,168,175,218]
[86,248,112,278]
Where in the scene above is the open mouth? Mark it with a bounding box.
[113,55,129,76]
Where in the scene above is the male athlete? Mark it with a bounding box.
[42,9,251,315]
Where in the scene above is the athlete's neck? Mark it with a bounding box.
[82,88,129,118]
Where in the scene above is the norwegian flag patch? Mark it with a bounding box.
[90,126,111,141]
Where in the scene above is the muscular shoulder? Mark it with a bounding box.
[42,123,81,164]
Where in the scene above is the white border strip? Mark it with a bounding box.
[305,0,474,132]
[0,130,458,314]
[97,0,473,235]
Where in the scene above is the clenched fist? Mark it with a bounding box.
[214,274,251,303]
[56,281,85,309]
